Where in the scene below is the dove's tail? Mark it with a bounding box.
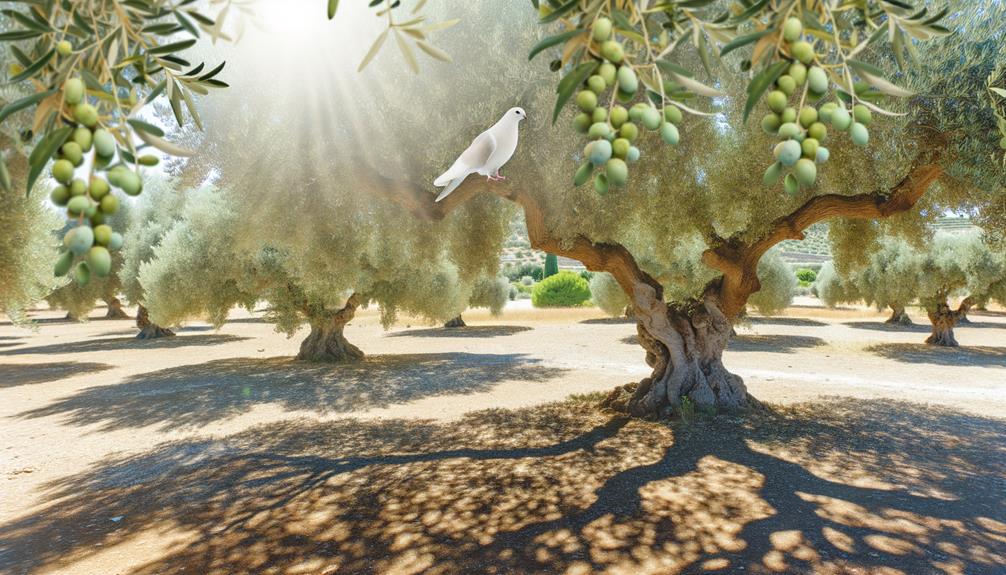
[435,177,466,202]
[434,158,468,187]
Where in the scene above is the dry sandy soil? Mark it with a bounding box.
[0,299,1004,574]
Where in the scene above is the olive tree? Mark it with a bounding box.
[118,175,189,339]
[0,163,62,323]
[444,275,511,328]
[817,237,922,325]
[368,0,1004,418]
[821,233,1006,346]
[138,178,498,361]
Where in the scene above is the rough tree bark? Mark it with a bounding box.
[104,297,130,320]
[297,294,363,362]
[886,304,913,325]
[925,298,973,347]
[380,160,941,418]
[444,315,467,328]
[135,304,175,339]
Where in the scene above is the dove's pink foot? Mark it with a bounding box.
[494,171,507,180]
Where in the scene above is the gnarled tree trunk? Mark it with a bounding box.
[104,297,130,320]
[925,298,972,347]
[136,304,175,339]
[297,295,363,362]
[601,280,750,418]
[885,304,913,325]
[444,315,466,328]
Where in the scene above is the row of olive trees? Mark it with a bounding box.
[815,233,1006,347]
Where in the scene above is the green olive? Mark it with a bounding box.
[605,158,628,187]
[86,246,112,278]
[50,185,70,207]
[783,17,803,43]
[52,159,74,184]
[766,90,788,114]
[73,103,98,127]
[54,251,74,277]
[576,90,598,113]
[99,193,120,215]
[592,18,613,43]
[63,78,85,106]
[600,40,624,63]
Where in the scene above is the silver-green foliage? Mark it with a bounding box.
[467,276,510,316]
[118,176,188,307]
[748,250,797,316]
[820,232,1006,311]
[0,185,62,323]
[589,272,631,317]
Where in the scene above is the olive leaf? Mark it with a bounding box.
[415,40,451,63]
[394,29,420,74]
[25,126,72,195]
[553,61,599,124]
[327,0,339,19]
[0,89,57,124]
[742,60,789,121]
[528,29,585,61]
[358,29,389,72]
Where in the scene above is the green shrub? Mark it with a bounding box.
[532,271,591,307]
[795,268,817,286]
[505,263,542,282]
[520,275,534,286]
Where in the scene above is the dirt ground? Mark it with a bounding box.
[0,299,1004,575]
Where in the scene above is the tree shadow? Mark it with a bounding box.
[0,398,1002,575]
[0,362,114,389]
[580,317,635,325]
[96,329,140,337]
[176,325,215,332]
[845,321,931,333]
[224,316,269,324]
[14,353,568,432]
[385,325,533,338]
[0,334,249,356]
[728,334,827,353]
[745,316,828,327]
[865,343,1006,367]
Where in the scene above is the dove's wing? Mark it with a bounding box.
[434,131,497,186]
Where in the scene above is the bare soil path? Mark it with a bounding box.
[0,301,1003,574]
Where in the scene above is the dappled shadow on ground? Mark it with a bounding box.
[95,329,139,337]
[845,321,931,333]
[745,316,828,327]
[15,354,567,432]
[0,362,114,389]
[580,317,635,325]
[866,343,1006,367]
[1,399,1003,574]
[385,325,533,338]
[729,334,827,353]
[0,334,249,356]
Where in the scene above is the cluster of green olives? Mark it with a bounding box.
[48,73,154,286]
[760,17,872,194]
[570,18,681,195]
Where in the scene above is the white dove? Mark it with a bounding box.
[433,107,526,202]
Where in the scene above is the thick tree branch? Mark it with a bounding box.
[375,175,661,298]
[703,162,943,318]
